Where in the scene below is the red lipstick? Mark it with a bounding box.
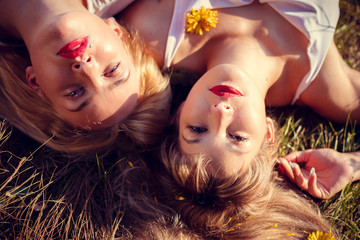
[56,36,89,59]
[210,85,243,98]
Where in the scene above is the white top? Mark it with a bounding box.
[86,0,134,18]
[164,0,340,103]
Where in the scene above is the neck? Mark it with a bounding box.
[207,53,274,102]
[0,0,86,47]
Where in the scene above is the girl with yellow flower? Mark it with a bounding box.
[119,0,359,238]
[120,0,360,196]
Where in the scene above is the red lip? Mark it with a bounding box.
[56,36,89,59]
[210,85,243,98]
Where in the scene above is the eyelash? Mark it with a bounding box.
[104,63,120,77]
[228,133,248,142]
[187,126,248,142]
[65,87,84,98]
[187,126,207,133]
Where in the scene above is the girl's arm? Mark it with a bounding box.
[278,149,360,199]
[297,40,360,124]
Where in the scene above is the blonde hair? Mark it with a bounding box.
[0,26,171,153]
[151,130,338,239]
[131,216,203,240]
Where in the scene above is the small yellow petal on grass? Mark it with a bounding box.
[175,195,185,200]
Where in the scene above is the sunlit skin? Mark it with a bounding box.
[25,13,140,129]
[119,0,360,199]
[178,64,274,176]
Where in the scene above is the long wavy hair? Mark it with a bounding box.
[150,127,339,239]
[0,25,171,153]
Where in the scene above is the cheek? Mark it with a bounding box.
[238,105,266,126]
[132,78,141,94]
[182,97,207,118]
[33,65,65,95]
[178,103,190,124]
[178,109,195,129]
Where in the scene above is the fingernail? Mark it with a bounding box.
[310,167,315,176]
[289,162,294,169]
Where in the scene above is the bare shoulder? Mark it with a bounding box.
[120,0,172,30]
[119,0,173,65]
[297,40,360,123]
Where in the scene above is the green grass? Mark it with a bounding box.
[1,0,360,239]
[273,106,360,240]
[274,2,360,238]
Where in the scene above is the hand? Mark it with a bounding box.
[277,149,360,199]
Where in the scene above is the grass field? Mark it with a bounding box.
[277,1,360,238]
[0,0,359,239]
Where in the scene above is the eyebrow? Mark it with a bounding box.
[182,135,201,144]
[68,100,90,112]
[181,134,246,154]
[109,69,130,90]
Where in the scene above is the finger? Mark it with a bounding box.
[276,159,286,175]
[293,162,308,190]
[283,152,301,162]
[307,168,325,199]
[284,151,309,164]
[277,158,295,181]
[284,149,312,163]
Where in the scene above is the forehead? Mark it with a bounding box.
[194,150,254,177]
[179,132,267,176]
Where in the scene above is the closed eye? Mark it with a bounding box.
[228,133,248,142]
[104,62,120,77]
[187,126,207,134]
[65,87,84,98]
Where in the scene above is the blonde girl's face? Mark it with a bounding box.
[178,64,274,176]
[26,13,140,129]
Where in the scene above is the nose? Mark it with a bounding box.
[71,55,93,73]
[211,102,233,115]
[71,55,105,88]
[210,102,234,133]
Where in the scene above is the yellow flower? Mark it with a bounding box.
[175,195,185,200]
[185,6,218,35]
[307,231,335,240]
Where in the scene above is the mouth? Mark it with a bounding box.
[210,85,243,98]
[56,36,89,59]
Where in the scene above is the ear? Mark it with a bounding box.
[105,17,123,38]
[26,66,40,91]
[265,117,275,144]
